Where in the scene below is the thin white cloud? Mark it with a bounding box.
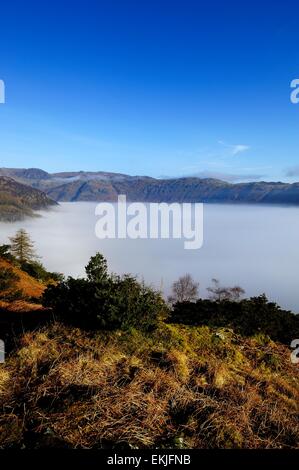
[218,140,250,156]
[158,171,265,182]
[188,171,265,182]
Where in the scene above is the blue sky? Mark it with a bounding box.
[0,0,298,181]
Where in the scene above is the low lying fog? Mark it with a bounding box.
[1,202,299,312]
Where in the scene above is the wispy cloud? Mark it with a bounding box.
[159,170,266,183]
[184,171,264,183]
[218,140,250,156]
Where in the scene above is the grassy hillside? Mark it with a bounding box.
[0,323,298,449]
[0,253,58,350]
[0,258,45,301]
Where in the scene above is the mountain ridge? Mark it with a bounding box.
[1,167,299,205]
[0,175,57,221]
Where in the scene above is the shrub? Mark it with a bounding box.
[170,295,299,344]
[0,267,22,300]
[42,253,169,331]
[0,244,14,261]
[21,261,63,283]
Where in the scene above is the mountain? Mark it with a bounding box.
[1,167,299,204]
[0,176,57,221]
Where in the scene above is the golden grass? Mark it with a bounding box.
[0,299,45,312]
[0,323,298,449]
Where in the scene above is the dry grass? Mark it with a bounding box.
[0,258,48,314]
[0,300,46,312]
[0,323,298,449]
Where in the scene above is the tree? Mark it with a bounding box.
[85,253,108,283]
[168,274,199,304]
[43,252,169,331]
[9,229,37,263]
[229,286,246,301]
[207,278,245,301]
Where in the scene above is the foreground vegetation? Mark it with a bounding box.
[0,231,298,449]
[1,323,298,449]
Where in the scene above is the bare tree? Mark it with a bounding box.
[168,274,199,304]
[9,229,37,263]
[228,286,246,301]
[207,278,245,301]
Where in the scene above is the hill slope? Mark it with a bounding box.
[1,167,299,204]
[0,258,45,301]
[0,176,57,221]
[0,253,298,449]
[0,323,298,449]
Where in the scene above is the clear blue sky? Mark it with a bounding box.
[0,0,299,181]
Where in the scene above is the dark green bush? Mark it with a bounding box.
[0,267,22,300]
[170,294,299,344]
[21,261,63,282]
[0,244,14,261]
[42,253,169,331]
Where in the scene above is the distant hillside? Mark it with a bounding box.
[1,167,299,204]
[0,176,57,221]
[0,257,45,300]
